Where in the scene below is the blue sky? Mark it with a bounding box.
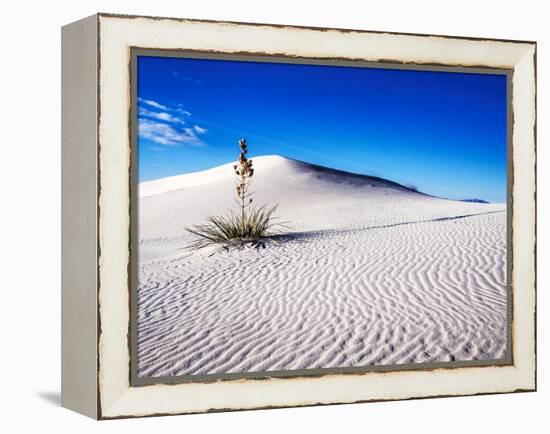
[137,55,508,203]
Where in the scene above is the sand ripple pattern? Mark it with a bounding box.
[137,209,507,377]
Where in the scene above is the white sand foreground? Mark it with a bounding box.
[137,155,507,377]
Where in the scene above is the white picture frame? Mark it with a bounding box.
[61,13,536,419]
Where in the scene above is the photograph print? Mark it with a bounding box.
[132,52,510,382]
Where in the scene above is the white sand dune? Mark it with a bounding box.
[137,155,507,377]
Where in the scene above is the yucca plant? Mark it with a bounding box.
[186,139,281,250]
[186,204,280,250]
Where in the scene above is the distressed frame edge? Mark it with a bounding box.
[95,11,537,46]
[61,13,100,420]
[94,14,537,419]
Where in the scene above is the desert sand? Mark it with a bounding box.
[137,155,507,377]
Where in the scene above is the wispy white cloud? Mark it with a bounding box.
[139,107,185,124]
[182,126,208,138]
[138,97,169,110]
[177,109,192,116]
[192,125,207,134]
[139,119,204,146]
[137,99,207,146]
[176,104,192,116]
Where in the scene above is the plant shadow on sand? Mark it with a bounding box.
[255,209,506,249]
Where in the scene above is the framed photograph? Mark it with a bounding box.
[61,13,536,419]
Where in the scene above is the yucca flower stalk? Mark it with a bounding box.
[233,139,254,221]
[185,138,283,250]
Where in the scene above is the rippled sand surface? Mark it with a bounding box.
[137,156,507,377]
